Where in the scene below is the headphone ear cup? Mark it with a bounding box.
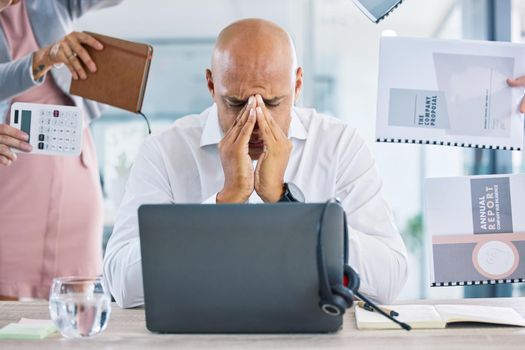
[332,284,354,308]
[344,265,360,292]
[320,294,348,316]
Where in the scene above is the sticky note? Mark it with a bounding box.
[0,319,57,340]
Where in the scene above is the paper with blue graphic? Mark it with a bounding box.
[376,37,525,150]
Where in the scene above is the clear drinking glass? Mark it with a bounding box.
[49,276,111,338]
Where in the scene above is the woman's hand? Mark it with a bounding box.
[31,31,104,81]
[0,124,32,166]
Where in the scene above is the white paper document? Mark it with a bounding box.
[376,37,525,150]
[424,174,525,286]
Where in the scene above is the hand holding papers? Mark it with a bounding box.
[376,37,525,150]
[507,75,525,113]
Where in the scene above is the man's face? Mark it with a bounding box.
[207,53,302,160]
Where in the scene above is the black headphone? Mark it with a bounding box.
[316,198,358,316]
[316,198,411,330]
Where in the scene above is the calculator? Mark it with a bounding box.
[9,102,83,157]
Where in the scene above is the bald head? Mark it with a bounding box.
[212,18,297,74]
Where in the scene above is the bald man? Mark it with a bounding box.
[103,19,408,308]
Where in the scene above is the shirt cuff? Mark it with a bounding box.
[346,225,379,302]
[202,192,218,204]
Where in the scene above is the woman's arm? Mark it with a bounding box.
[0,53,42,101]
[0,31,104,102]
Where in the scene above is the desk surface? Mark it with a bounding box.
[1,297,525,349]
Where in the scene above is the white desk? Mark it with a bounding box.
[1,297,525,349]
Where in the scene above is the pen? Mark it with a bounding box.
[356,301,399,317]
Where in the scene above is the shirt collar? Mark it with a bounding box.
[200,104,307,148]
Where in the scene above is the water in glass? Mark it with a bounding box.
[49,277,111,338]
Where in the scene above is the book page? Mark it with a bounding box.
[435,305,525,327]
[356,305,445,330]
[433,53,513,138]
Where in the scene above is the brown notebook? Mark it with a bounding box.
[70,32,153,113]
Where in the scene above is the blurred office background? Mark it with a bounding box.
[76,0,525,300]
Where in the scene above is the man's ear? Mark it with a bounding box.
[206,69,215,97]
[294,67,303,102]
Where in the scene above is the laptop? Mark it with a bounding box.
[138,203,345,333]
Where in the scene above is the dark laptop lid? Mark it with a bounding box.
[138,203,345,333]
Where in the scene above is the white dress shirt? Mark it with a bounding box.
[103,104,408,308]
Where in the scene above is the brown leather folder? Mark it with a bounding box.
[70,32,153,113]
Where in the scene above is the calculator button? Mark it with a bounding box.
[64,146,70,152]
[53,110,59,117]
[51,145,57,151]
[71,146,76,152]
[58,145,63,151]
[38,134,45,141]
[38,142,44,150]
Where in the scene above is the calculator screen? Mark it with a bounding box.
[20,110,31,141]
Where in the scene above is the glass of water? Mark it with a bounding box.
[49,276,111,338]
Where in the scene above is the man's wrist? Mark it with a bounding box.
[259,183,285,203]
[216,188,250,204]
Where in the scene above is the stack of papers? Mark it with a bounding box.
[0,318,57,340]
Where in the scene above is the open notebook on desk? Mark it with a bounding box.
[356,304,525,330]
